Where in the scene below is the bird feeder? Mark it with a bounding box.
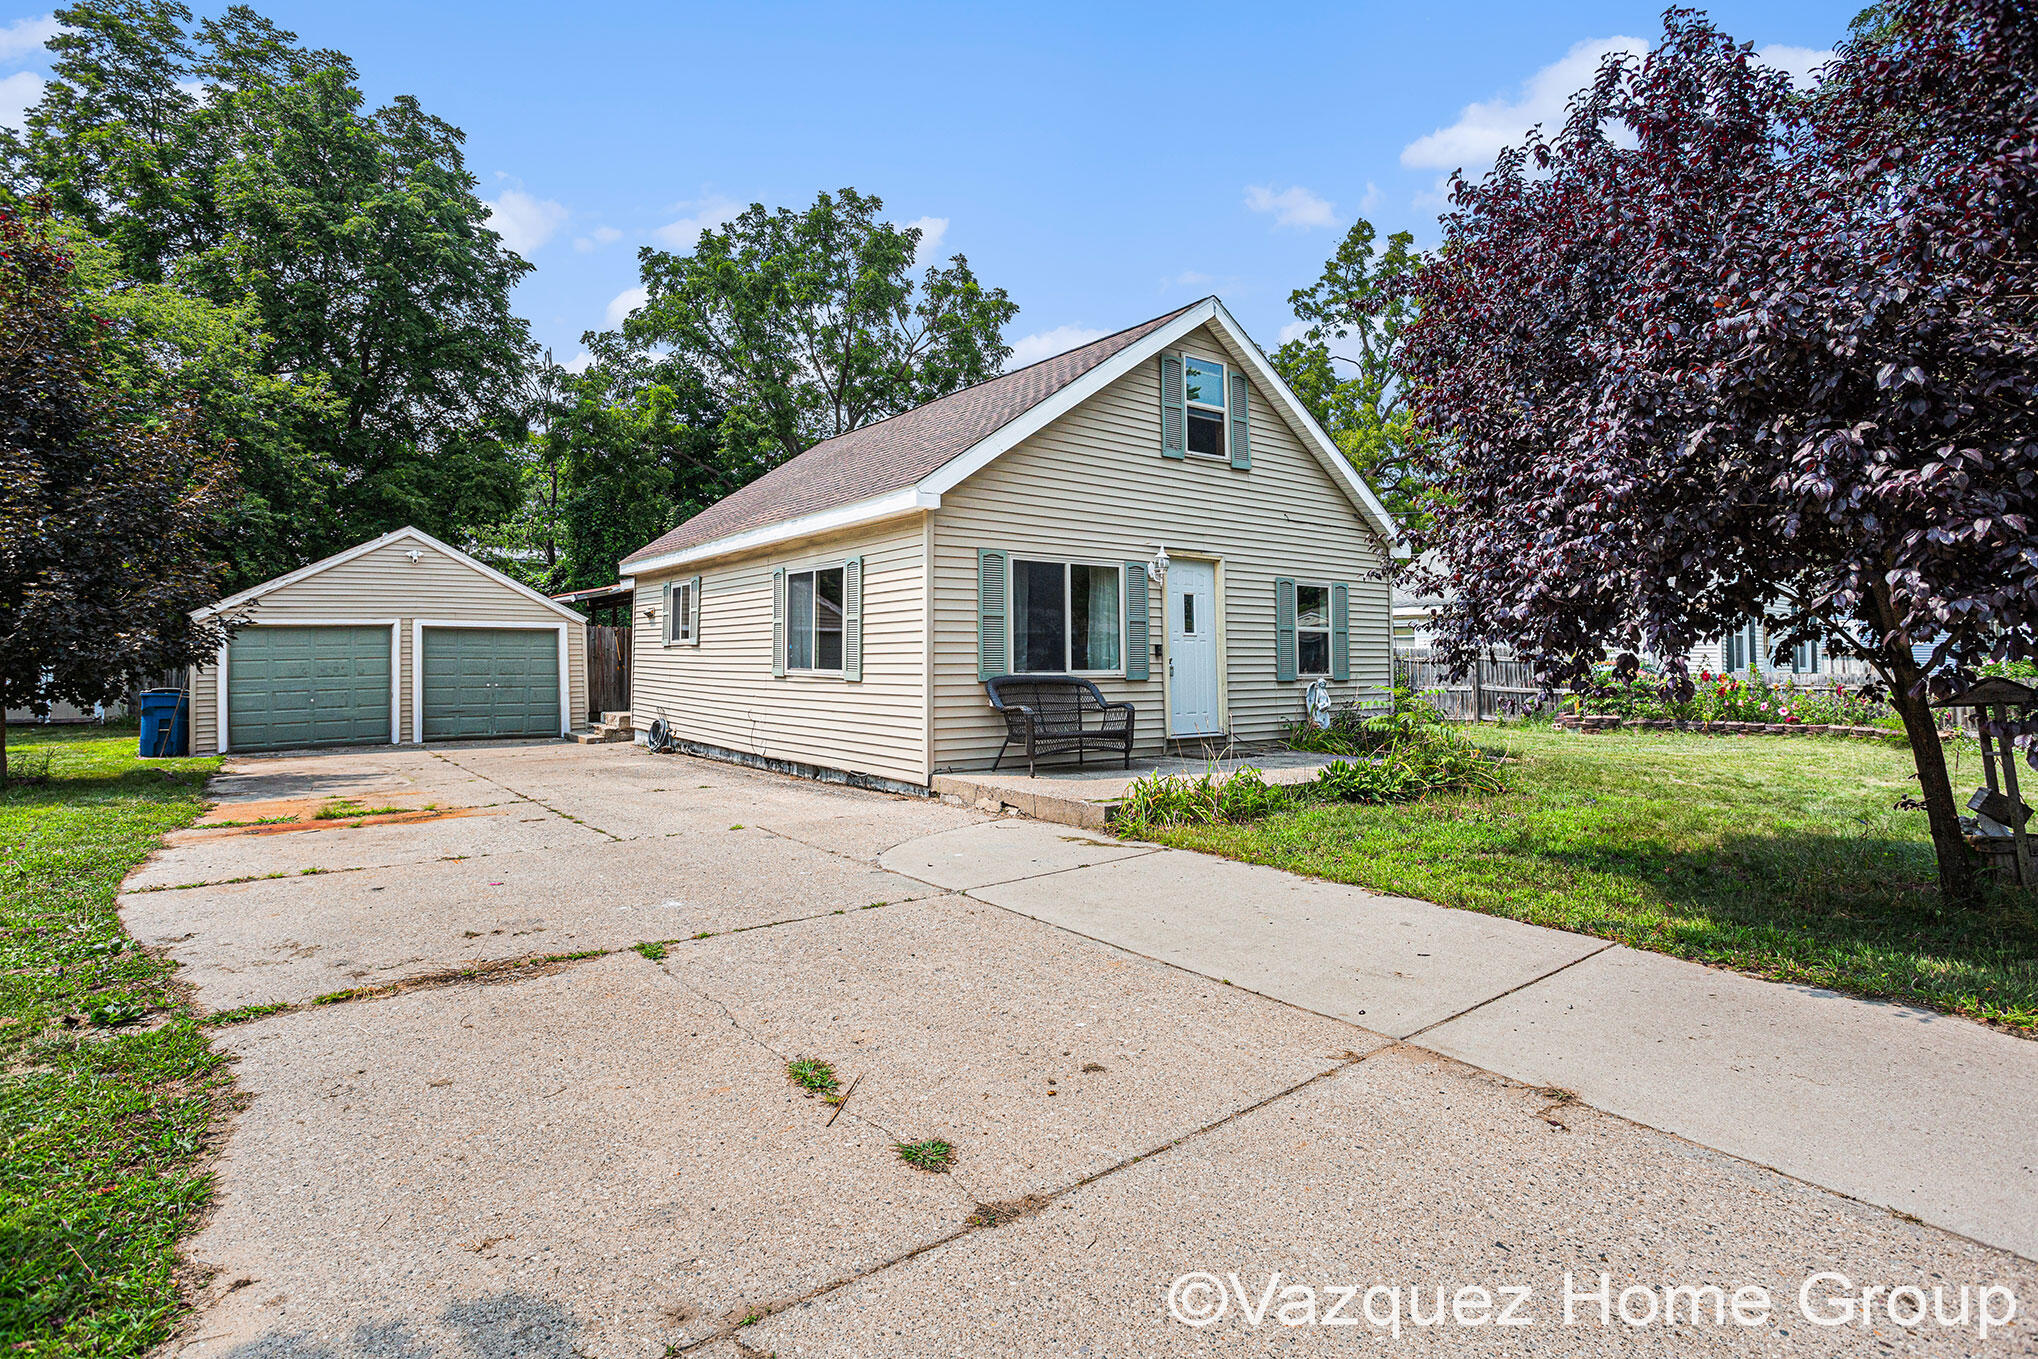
[1932,676,2036,887]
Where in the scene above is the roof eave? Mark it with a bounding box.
[622,488,941,575]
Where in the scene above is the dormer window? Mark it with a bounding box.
[1184,357,1227,457]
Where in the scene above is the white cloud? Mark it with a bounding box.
[1167,270,1214,290]
[560,350,594,375]
[0,14,58,63]
[1005,324,1107,371]
[484,188,569,256]
[904,215,948,260]
[654,194,743,249]
[1244,184,1338,230]
[1277,320,1313,346]
[0,70,41,129]
[605,285,649,329]
[1358,181,1382,215]
[1756,43,1832,90]
[573,225,623,253]
[1402,35,1648,172]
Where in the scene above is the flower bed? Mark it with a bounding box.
[1572,665,1903,731]
[1554,712,1904,740]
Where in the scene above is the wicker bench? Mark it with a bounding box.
[985,675,1136,776]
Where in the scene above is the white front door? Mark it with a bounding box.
[1167,559,1220,737]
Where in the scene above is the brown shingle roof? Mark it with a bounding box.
[620,303,1196,566]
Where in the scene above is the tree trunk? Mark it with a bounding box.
[1868,588,1978,907]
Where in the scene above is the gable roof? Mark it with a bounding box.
[194,526,587,622]
[621,297,1402,572]
[621,305,1193,567]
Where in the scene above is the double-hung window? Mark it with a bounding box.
[1295,584,1332,676]
[1012,559,1123,674]
[787,566,845,672]
[1184,356,1227,458]
[672,580,694,643]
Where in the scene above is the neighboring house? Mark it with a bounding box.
[187,526,588,754]
[4,697,112,724]
[619,297,1403,792]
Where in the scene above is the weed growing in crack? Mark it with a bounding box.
[894,1139,955,1173]
[785,1057,840,1098]
[633,941,668,962]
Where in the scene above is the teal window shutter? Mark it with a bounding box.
[1275,577,1297,682]
[689,575,702,645]
[771,567,787,677]
[842,557,864,682]
[1159,354,1186,459]
[1228,371,1251,469]
[662,581,674,644]
[977,549,1009,680]
[1123,562,1149,681]
[1331,582,1350,681]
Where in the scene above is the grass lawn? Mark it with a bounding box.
[0,725,223,1356]
[1150,726,2038,1031]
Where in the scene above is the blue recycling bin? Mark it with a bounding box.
[138,689,189,758]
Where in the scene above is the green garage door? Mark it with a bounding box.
[227,626,391,752]
[421,628,560,740]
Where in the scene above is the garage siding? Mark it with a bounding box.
[630,519,928,787]
[928,321,1394,771]
[190,537,587,753]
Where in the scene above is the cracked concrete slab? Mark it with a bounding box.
[172,952,977,1359]
[1417,944,2038,1261]
[876,817,1157,890]
[125,803,612,890]
[661,895,1380,1204]
[972,848,1606,1037]
[712,1045,2038,1358]
[123,830,939,1009]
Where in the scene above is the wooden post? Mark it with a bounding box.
[1469,654,1485,722]
[1996,702,2031,888]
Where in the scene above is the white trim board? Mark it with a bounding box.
[215,619,402,754]
[409,619,574,744]
[626,489,939,576]
[632,298,1405,573]
[196,526,588,624]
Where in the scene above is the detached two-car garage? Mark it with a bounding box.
[190,528,587,755]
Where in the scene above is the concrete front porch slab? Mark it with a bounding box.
[933,749,1340,829]
[971,846,1606,1038]
[1417,944,2038,1260]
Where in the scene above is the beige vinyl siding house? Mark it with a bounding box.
[621,297,1401,791]
[628,519,929,786]
[189,527,588,755]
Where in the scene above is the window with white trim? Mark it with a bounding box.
[672,581,694,643]
[787,567,844,671]
[1296,583,1332,676]
[1184,356,1227,458]
[1012,559,1123,674]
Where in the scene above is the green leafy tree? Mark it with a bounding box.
[1270,218,1425,524]
[66,226,340,589]
[6,1,534,564]
[624,188,1017,472]
[0,202,237,783]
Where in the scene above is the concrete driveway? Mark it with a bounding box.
[126,741,2036,1357]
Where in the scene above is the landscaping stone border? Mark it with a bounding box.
[1552,713,1914,740]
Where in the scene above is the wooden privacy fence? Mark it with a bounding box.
[1395,647,1546,721]
[587,625,631,720]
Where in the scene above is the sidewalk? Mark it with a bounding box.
[880,818,2038,1261]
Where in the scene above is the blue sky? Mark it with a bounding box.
[2,2,1858,372]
